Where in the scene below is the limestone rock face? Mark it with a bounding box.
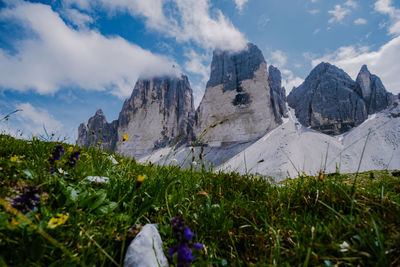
[116,75,195,156]
[77,109,118,151]
[194,43,278,146]
[355,65,392,114]
[287,62,368,135]
[123,224,169,267]
[268,65,288,124]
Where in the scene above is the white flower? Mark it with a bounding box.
[58,168,68,175]
[339,241,350,252]
[192,161,197,166]
[172,158,177,163]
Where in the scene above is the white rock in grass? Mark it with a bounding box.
[108,155,119,164]
[86,176,110,183]
[124,224,169,267]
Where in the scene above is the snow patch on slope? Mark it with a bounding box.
[138,105,400,181]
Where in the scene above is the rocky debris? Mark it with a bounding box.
[355,64,392,114]
[389,102,400,118]
[86,176,110,183]
[124,224,169,267]
[194,43,279,145]
[77,109,118,151]
[116,74,195,157]
[268,65,288,124]
[287,62,368,135]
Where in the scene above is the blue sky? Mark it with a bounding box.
[1,0,399,143]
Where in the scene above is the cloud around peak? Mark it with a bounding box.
[0,1,178,99]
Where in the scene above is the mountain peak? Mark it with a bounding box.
[360,64,369,72]
[356,64,391,114]
[95,109,104,116]
[287,62,367,135]
[206,42,265,91]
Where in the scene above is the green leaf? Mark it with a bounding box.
[65,186,78,203]
[80,190,107,211]
[98,202,118,214]
[22,169,34,180]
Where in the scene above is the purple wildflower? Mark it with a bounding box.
[12,186,41,214]
[48,144,64,173]
[67,150,80,168]
[53,144,64,160]
[184,226,194,241]
[169,216,203,266]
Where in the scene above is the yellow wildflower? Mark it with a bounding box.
[32,136,37,141]
[10,217,23,227]
[123,134,130,141]
[47,213,69,229]
[10,155,19,162]
[68,147,74,153]
[137,174,146,183]
[97,141,102,145]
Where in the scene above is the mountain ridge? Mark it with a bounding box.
[76,43,399,179]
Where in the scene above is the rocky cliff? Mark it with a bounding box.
[194,43,279,146]
[355,65,392,114]
[287,62,368,135]
[77,74,195,156]
[77,109,118,151]
[116,75,195,156]
[268,65,288,124]
[287,62,393,135]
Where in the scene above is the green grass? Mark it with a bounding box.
[0,134,400,266]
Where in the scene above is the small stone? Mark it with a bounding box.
[86,176,110,183]
[124,224,169,267]
[107,155,118,164]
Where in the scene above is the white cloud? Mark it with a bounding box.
[270,50,288,68]
[0,2,178,98]
[60,8,93,28]
[0,103,62,138]
[184,50,210,84]
[328,5,350,23]
[344,0,357,8]
[15,103,62,135]
[268,50,303,93]
[374,0,400,35]
[234,0,249,12]
[280,69,303,93]
[311,36,400,94]
[257,14,271,29]
[308,9,320,15]
[63,0,248,52]
[354,18,367,25]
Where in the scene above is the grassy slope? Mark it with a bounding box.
[0,134,399,266]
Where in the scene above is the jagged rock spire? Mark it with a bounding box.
[355,64,392,114]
